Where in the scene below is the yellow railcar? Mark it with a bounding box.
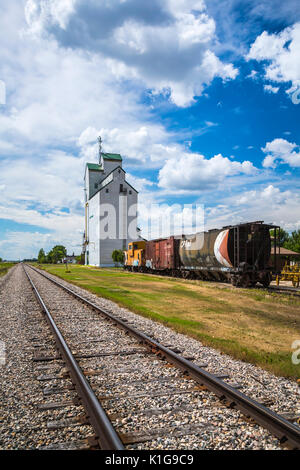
[276,262,300,288]
[124,241,146,269]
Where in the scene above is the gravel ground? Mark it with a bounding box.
[0,265,93,450]
[0,264,299,450]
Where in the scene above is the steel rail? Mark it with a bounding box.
[267,287,300,297]
[23,265,124,451]
[25,264,300,450]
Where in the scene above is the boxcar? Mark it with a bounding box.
[145,236,180,271]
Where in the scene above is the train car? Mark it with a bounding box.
[124,240,146,270]
[124,222,279,287]
[179,222,274,287]
[145,236,180,271]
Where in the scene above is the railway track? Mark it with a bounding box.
[267,286,300,298]
[22,264,300,450]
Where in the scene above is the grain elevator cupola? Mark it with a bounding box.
[83,137,139,266]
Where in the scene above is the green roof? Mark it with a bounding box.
[102,153,122,161]
[86,163,103,171]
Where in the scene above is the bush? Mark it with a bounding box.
[112,249,124,265]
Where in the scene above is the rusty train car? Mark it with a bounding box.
[124,222,280,288]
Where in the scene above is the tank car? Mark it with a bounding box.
[179,222,274,287]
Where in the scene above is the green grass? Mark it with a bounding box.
[0,262,15,277]
[35,264,300,379]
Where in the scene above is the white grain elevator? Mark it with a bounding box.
[83,138,139,266]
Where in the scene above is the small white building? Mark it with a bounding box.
[83,147,139,266]
[62,254,78,264]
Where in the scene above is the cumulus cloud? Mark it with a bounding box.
[262,138,300,168]
[25,0,76,32]
[204,0,300,59]
[24,0,238,107]
[233,184,300,230]
[158,152,257,191]
[0,37,145,148]
[77,125,184,167]
[204,184,300,232]
[247,23,300,98]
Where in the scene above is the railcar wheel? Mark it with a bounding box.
[260,273,272,288]
[240,274,252,288]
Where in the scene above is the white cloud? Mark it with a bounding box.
[233,184,300,229]
[0,37,145,147]
[204,0,300,59]
[204,184,300,232]
[262,155,277,169]
[158,152,257,191]
[0,150,84,212]
[167,0,206,14]
[262,138,300,168]
[126,173,155,193]
[77,125,183,167]
[24,0,238,107]
[247,23,300,97]
[247,70,259,80]
[264,84,279,94]
[25,0,76,33]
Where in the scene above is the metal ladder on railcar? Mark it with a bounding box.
[233,226,240,270]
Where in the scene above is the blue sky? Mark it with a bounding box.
[0,0,300,259]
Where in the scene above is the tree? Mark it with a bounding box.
[49,245,67,263]
[0,257,2,263]
[38,248,46,264]
[283,230,300,253]
[44,245,67,264]
[270,228,289,247]
[112,249,124,265]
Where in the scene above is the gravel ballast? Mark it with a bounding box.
[0,264,299,450]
